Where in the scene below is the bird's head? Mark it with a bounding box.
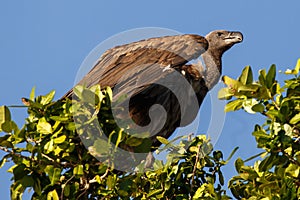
[205,30,243,54]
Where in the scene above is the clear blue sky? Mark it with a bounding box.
[1,1,300,199]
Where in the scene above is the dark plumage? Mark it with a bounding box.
[64,30,243,150]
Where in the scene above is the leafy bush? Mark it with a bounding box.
[1,59,300,199]
[0,85,232,199]
[219,59,300,199]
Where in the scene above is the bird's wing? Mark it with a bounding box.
[63,34,208,98]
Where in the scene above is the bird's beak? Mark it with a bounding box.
[224,31,243,44]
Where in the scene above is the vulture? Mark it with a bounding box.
[63,30,243,153]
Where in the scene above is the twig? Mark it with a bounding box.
[283,151,300,167]
[271,98,280,110]
[76,190,88,200]
[76,177,89,200]
[100,167,110,180]
[190,144,202,199]
[0,146,73,168]
[61,175,75,200]
[0,146,33,161]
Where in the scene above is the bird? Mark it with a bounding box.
[63,30,243,153]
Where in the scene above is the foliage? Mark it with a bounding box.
[219,59,300,199]
[0,85,233,199]
[2,58,300,199]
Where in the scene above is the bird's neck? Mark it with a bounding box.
[201,49,222,90]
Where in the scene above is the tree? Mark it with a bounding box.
[0,86,232,199]
[1,59,300,199]
[219,59,300,199]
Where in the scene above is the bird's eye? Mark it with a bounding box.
[217,32,223,37]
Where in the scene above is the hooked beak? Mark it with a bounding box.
[224,31,243,44]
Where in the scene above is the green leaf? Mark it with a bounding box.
[49,116,69,122]
[237,84,260,92]
[73,85,84,99]
[290,113,300,124]
[258,69,266,85]
[73,165,84,176]
[0,134,10,144]
[193,183,214,199]
[53,135,66,144]
[33,176,42,196]
[0,107,18,133]
[44,139,54,153]
[107,175,116,190]
[41,90,55,105]
[47,189,59,200]
[235,158,244,173]
[89,84,101,94]
[213,150,223,161]
[193,185,204,199]
[189,146,199,153]
[10,181,24,200]
[218,170,224,186]
[224,100,243,112]
[239,172,250,180]
[13,164,27,181]
[238,66,253,85]
[230,185,241,199]
[0,106,11,132]
[252,103,265,113]
[0,140,13,148]
[90,84,103,99]
[37,117,52,134]
[286,164,300,178]
[118,190,128,197]
[45,165,62,185]
[20,175,34,188]
[92,139,111,155]
[266,64,276,88]
[0,156,7,168]
[30,86,36,101]
[63,184,70,197]
[148,189,163,197]
[242,99,259,114]
[252,129,271,140]
[1,120,13,133]
[218,88,233,100]
[124,136,143,147]
[66,122,76,131]
[156,136,169,145]
[259,154,274,171]
[222,75,242,90]
[82,89,98,104]
[257,86,272,99]
[106,86,113,102]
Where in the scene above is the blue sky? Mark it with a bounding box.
[1,1,300,199]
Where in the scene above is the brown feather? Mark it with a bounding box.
[63,34,208,98]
